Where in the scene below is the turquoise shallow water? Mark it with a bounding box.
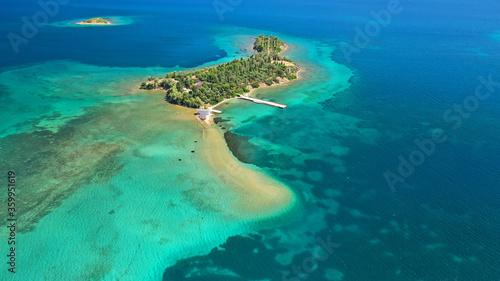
[1,0,500,280]
[0,58,295,280]
[0,28,305,280]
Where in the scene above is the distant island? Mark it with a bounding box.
[75,17,112,25]
[141,35,300,108]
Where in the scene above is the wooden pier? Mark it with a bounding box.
[237,96,287,108]
[209,95,287,115]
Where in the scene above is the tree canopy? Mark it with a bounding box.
[141,35,298,108]
[82,17,109,24]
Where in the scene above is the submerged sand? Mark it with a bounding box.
[196,118,296,219]
[0,89,297,280]
[133,96,296,222]
[0,55,298,280]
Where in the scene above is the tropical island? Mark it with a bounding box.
[75,17,112,25]
[141,35,299,109]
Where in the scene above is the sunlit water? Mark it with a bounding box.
[1,0,499,280]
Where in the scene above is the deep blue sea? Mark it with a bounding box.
[1,0,499,280]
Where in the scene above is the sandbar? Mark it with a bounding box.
[195,117,297,220]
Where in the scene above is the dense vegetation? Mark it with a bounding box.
[82,17,109,24]
[253,34,285,55]
[141,35,298,108]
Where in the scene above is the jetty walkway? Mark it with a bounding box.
[237,96,287,108]
[209,95,287,113]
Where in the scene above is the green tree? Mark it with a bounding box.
[176,82,183,92]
